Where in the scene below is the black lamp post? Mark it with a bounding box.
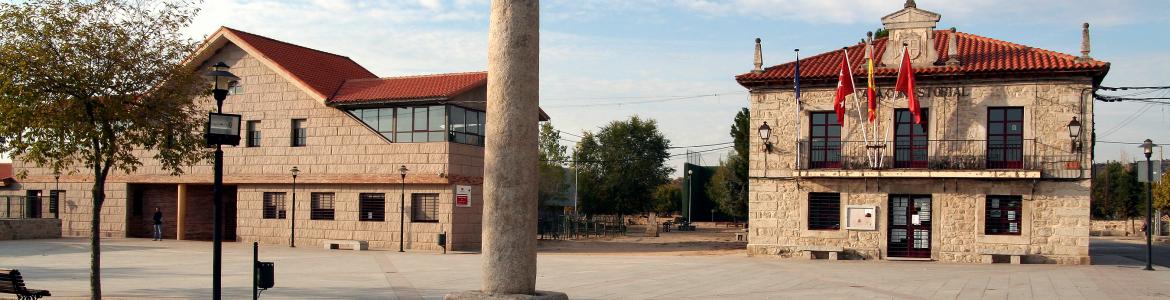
[203,61,240,300]
[758,122,773,152]
[398,165,408,252]
[1067,117,1082,153]
[1140,139,1157,271]
[290,166,299,248]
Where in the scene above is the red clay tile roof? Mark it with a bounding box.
[329,72,487,104]
[736,30,1110,88]
[224,27,377,98]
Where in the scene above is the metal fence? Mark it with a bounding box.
[795,139,1085,179]
[538,213,628,240]
[0,196,58,219]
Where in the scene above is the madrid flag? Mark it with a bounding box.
[894,47,922,124]
[833,50,855,124]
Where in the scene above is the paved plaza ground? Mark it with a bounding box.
[2,235,1170,299]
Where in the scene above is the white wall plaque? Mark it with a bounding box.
[846,205,878,231]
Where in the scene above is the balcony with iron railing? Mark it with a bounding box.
[794,139,1084,179]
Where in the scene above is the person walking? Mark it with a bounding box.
[152,207,164,241]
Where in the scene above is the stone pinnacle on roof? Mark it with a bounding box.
[752,38,764,74]
[1077,23,1092,62]
[945,28,960,66]
[905,0,917,8]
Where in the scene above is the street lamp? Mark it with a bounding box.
[398,165,408,252]
[1140,139,1157,271]
[202,61,239,300]
[1067,117,1082,153]
[289,166,299,248]
[758,122,773,152]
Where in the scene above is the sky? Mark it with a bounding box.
[4,0,1170,170]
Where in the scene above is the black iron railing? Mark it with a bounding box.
[795,139,1085,178]
[0,196,58,219]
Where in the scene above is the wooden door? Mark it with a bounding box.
[888,194,932,258]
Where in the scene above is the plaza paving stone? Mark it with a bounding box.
[2,237,1169,299]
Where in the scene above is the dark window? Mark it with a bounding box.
[350,105,484,146]
[228,80,243,95]
[809,112,841,169]
[894,109,929,168]
[25,190,42,218]
[310,192,335,220]
[263,192,287,219]
[246,120,261,147]
[359,193,385,222]
[987,107,1024,169]
[49,190,63,215]
[291,119,307,147]
[411,193,439,222]
[131,190,144,217]
[985,195,1023,235]
[808,193,840,230]
[448,106,485,146]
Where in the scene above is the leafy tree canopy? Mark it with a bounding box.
[574,116,672,216]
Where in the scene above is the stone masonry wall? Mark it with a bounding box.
[0,219,61,240]
[235,183,481,251]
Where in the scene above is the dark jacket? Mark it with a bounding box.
[153,211,163,225]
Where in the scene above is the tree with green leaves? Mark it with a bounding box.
[0,1,206,298]
[651,179,682,215]
[574,116,672,216]
[1153,171,1170,213]
[538,122,569,209]
[708,108,750,219]
[1091,162,1142,219]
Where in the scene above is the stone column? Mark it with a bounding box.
[447,1,564,299]
[482,0,539,294]
[177,184,187,240]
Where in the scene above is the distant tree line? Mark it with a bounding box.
[1092,161,1170,220]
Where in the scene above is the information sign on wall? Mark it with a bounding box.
[455,185,472,207]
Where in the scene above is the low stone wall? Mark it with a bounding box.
[1091,219,1140,237]
[0,218,62,240]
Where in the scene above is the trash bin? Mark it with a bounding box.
[257,261,275,289]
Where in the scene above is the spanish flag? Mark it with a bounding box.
[865,42,877,123]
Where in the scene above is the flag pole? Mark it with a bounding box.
[794,49,802,170]
[844,48,872,168]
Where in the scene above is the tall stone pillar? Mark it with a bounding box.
[446,1,565,299]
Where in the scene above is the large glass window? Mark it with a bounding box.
[359,193,385,222]
[411,193,439,222]
[987,107,1024,169]
[311,192,335,220]
[985,195,1022,235]
[349,105,484,146]
[263,192,287,219]
[894,109,929,168]
[809,112,841,169]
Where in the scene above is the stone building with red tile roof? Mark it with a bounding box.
[1,27,546,251]
[739,2,1107,264]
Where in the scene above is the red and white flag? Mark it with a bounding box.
[833,49,855,124]
[894,46,922,124]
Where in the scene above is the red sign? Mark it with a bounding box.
[456,194,470,207]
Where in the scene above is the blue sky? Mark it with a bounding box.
[5,0,1170,169]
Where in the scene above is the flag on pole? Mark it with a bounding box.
[833,49,855,124]
[865,43,877,123]
[894,46,922,124]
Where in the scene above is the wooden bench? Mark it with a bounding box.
[0,269,51,300]
[323,240,368,251]
[798,245,844,260]
[979,249,1026,264]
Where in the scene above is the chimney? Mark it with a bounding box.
[1077,23,1092,62]
[752,38,764,74]
[905,0,917,8]
[945,28,960,66]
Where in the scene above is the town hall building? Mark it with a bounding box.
[737,2,1108,264]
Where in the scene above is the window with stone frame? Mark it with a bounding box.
[291,119,307,147]
[310,192,335,220]
[246,120,261,147]
[808,192,841,230]
[411,193,439,222]
[263,192,287,219]
[985,195,1022,235]
[359,193,385,222]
